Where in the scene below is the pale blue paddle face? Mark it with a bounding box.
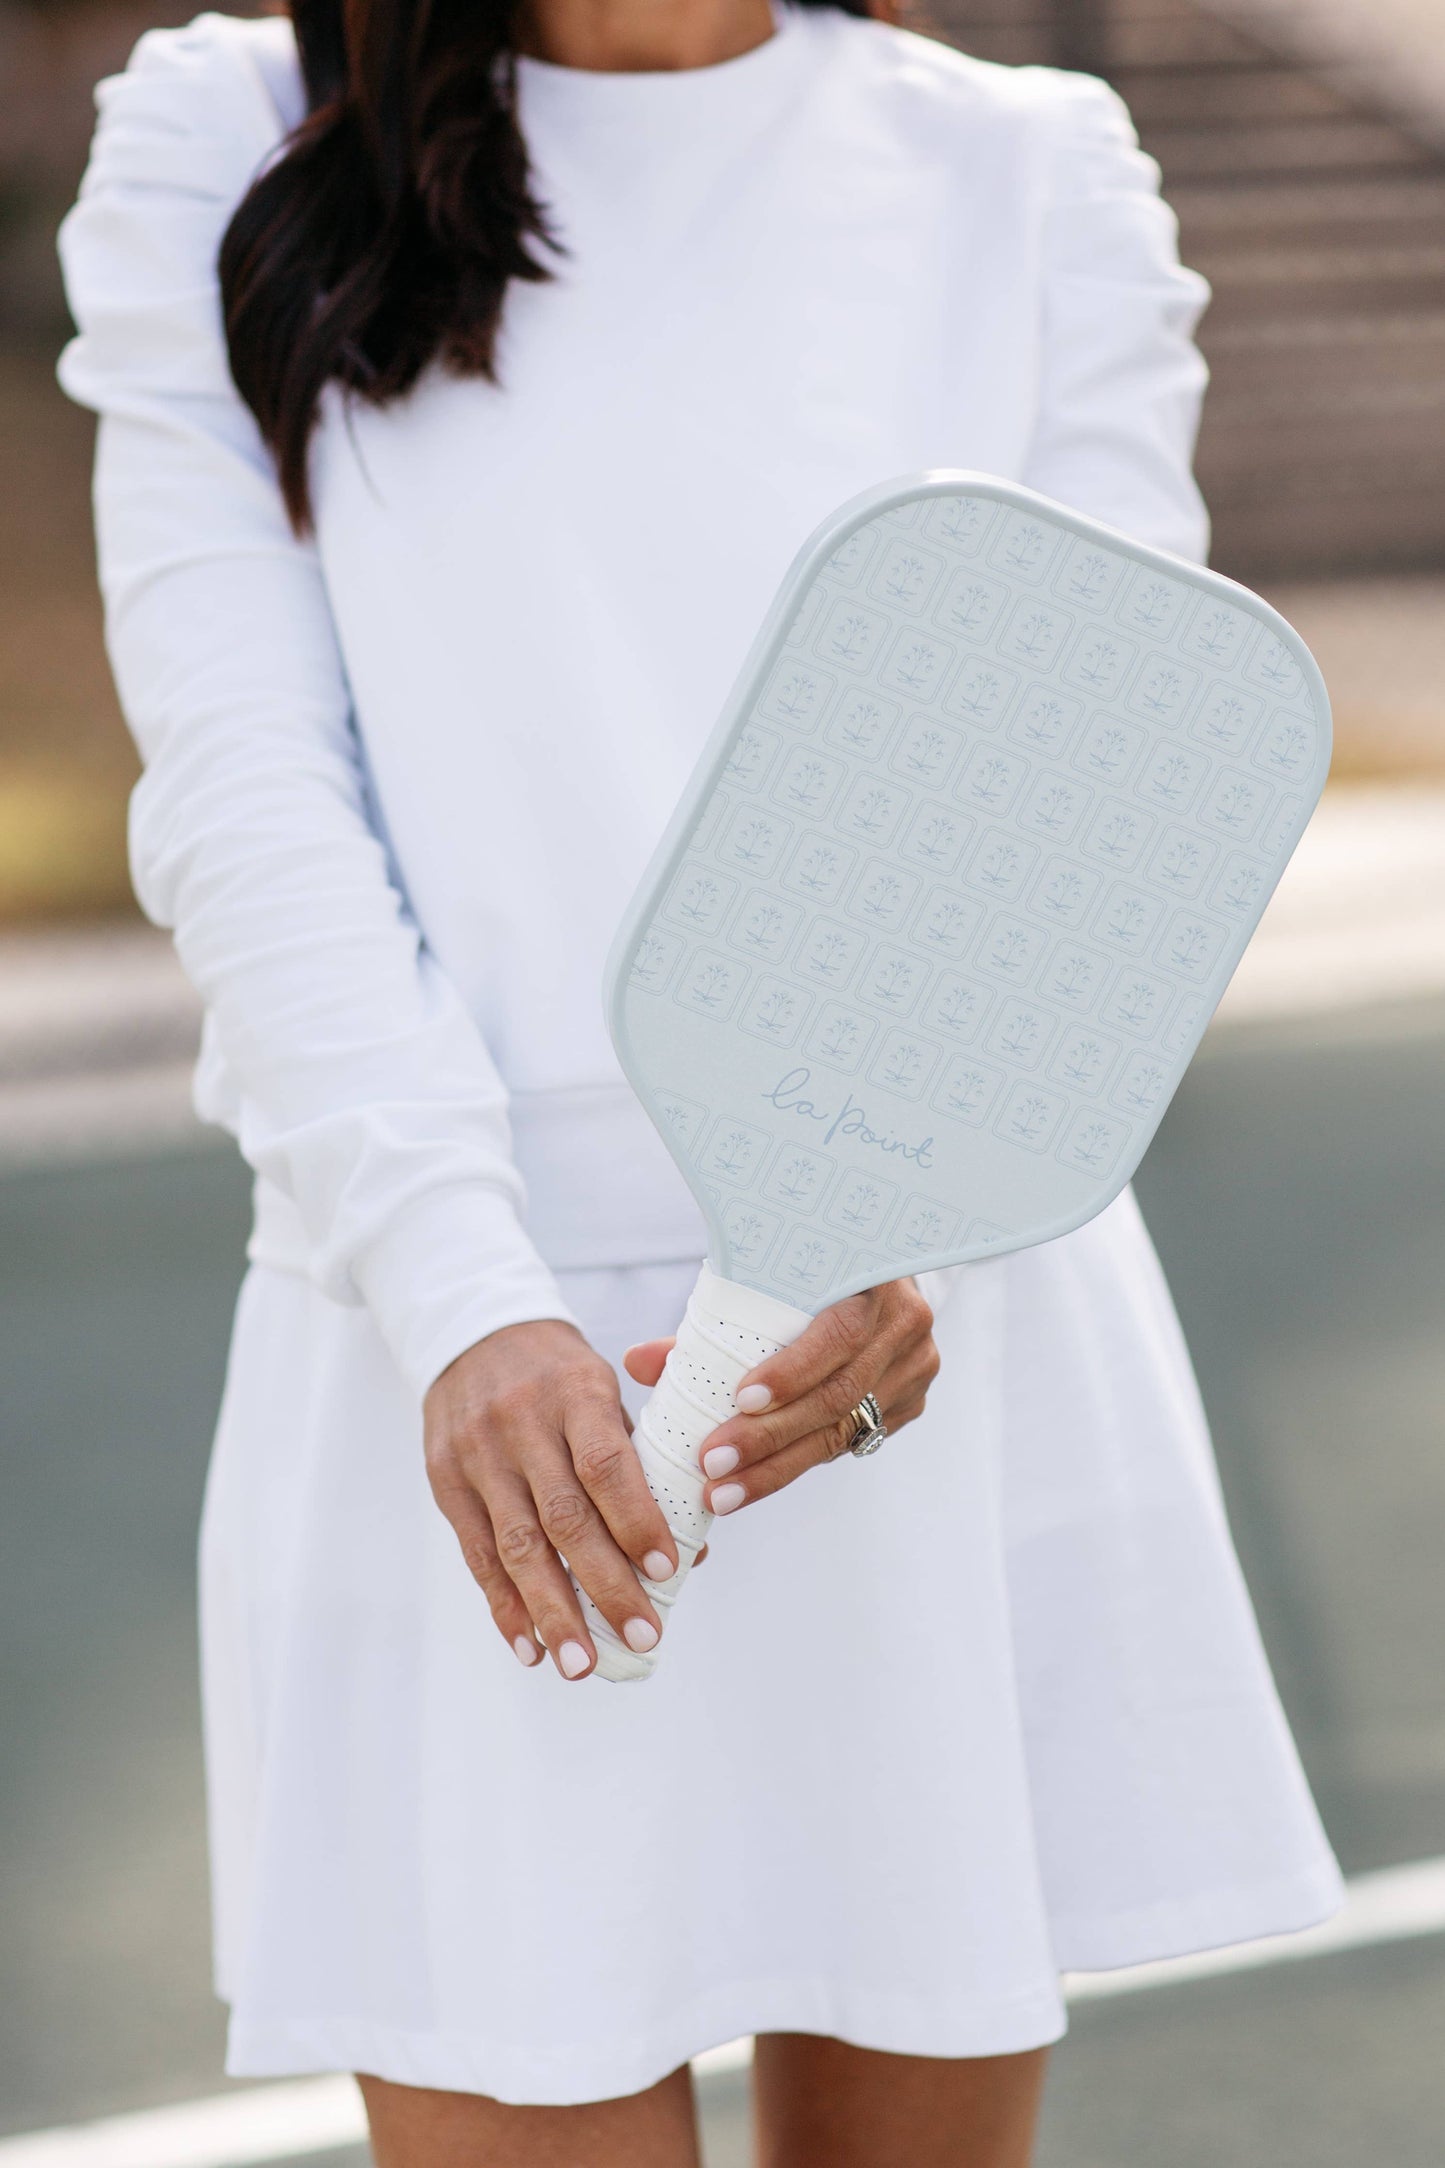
[607,473,1331,1311]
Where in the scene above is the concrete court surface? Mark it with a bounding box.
[2,996,1445,2163]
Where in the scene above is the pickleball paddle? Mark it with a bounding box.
[581,472,1331,1680]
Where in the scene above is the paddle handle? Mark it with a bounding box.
[579,1264,813,1682]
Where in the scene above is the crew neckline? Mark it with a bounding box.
[513,0,808,98]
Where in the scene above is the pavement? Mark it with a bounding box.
[2,780,1444,2164]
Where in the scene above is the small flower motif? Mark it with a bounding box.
[912,814,958,862]
[942,1070,986,1116]
[840,1179,882,1228]
[1069,1119,1116,1170]
[1158,838,1202,886]
[1060,1037,1106,1088]
[826,613,875,665]
[752,989,796,1034]
[944,582,994,636]
[998,1010,1042,1059]
[989,927,1033,976]
[953,666,1005,717]
[730,1212,769,1261]
[881,1043,924,1089]
[784,760,831,809]
[712,1127,755,1178]
[881,554,929,607]
[869,957,917,1006]
[1094,811,1139,860]
[1147,753,1194,804]
[1064,551,1111,602]
[978,841,1022,888]
[819,1015,861,1061]
[1138,665,1186,715]
[795,844,841,892]
[730,816,777,866]
[776,1154,820,1204]
[1106,898,1151,945]
[1008,1094,1051,1144]
[850,786,896,836]
[631,934,671,986]
[903,1205,946,1251]
[967,756,1014,807]
[1031,783,1077,831]
[1042,869,1085,916]
[1002,521,1046,572]
[838,699,888,752]
[1124,1061,1167,1110]
[1076,637,1121,687]
[808,929,852,978]
[1113,979,1158,1028]
[1127,580,1174,630]
[1212,781,1258,829]
[892,639,941,691]
[923,898,972,947]
[1169,923,1212,972]
[678,875,722,922]
[773,672,820,721]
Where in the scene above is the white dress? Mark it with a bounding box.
[57,0,1342,2104]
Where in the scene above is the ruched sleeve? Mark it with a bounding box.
[56,14,578,1398]
[1022,70,1212,564]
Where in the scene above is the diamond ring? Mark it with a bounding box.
[846,1392,889,1458]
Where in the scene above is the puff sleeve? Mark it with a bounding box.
[56,16,578,1398]
[1022,70,1212,564]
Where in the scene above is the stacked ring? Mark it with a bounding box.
[846,1392,888,1458]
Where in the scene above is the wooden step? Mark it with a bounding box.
[1143,115,1431,179]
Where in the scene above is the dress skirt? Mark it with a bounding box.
[200,1186,1341,2103]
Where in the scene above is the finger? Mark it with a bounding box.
[489,1474,599,1679]
[698,1340,880,1481]
[727,1291,879,1417]
[704,1417,857,1515]
[563,1381,678,1587]
[431,1475,543,1669]
[622,1337,675,1387]
[532,1442,665,1656]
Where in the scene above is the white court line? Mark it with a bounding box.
[4,1856,1444,2168]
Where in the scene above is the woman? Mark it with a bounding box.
[57,0,1342,2159]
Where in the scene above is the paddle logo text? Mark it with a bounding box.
[762,1067,935,1169]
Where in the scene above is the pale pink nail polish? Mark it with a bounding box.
[736,1382,772,1414]
[623,1617,660,1653]
[558,1640,591,1678]
[703,1442,740,1479]
[513,1636,541,1668]
[643,1550,674,1583]
[711,1483,746,1516]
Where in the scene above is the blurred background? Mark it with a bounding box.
[1,0,1443,2161]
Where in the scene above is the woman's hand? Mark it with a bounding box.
[625,1277,939,1518]
[423,1320,681,1681]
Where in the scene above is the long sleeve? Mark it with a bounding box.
[56,17,577,1398]
[1022,70,1212,565]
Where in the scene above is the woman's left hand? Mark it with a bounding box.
[623,1277,939,1518]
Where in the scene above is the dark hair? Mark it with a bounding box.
[220,0,893,532]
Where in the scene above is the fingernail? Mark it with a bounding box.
[623,1617,660,1653]
[643,1550,674,1583]
[558,1640,591,1678]
[703,1442,740,1479]
[736,1382,772,1414]
[513,1636,541,1668]
[710,1483,746,1515]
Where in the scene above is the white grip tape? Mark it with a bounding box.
[578,1264,813,1682]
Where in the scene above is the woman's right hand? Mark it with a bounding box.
[422,1320,680,1681]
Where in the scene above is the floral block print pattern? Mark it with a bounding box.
[618,486,1328,1304]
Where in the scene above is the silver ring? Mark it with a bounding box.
[847,1392,889,1458]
